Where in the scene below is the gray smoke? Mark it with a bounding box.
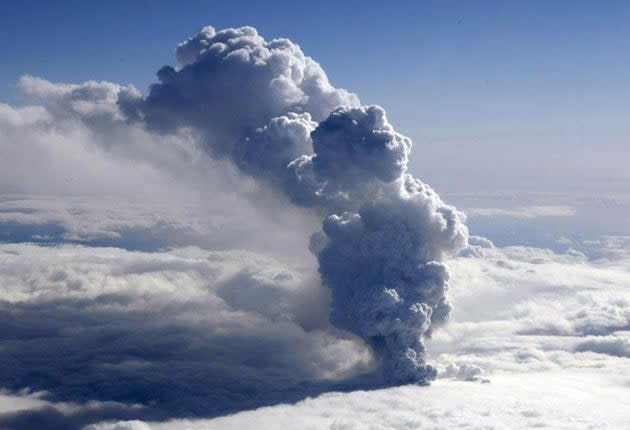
[121,26,357,144]
[122,25,469,384]
[315,174,467,383]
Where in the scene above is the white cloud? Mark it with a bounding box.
[465,205,576,219]
[0,242,376,428]
[576,334,630,358]
[88,370,630,430]
[78,238,630,429]
[0,391,50,415]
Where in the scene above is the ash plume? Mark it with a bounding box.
[122,25,469,384]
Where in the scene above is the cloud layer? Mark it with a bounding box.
[85,238,630,429]
[97,371,630,430]
[0,243,374,429]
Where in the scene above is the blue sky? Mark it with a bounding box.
[1,1,629,215]
[2,1,629,196]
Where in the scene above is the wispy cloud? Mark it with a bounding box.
[465,205,576,218]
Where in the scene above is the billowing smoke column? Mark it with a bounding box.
[121,25,468,384]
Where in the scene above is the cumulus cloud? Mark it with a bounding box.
[0,243,374,429]
[440,363,486,382]
[427,238,630,378]
[85,236,630,430]
[575,335,630,358]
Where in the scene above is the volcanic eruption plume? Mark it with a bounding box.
[121,25,469,384]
